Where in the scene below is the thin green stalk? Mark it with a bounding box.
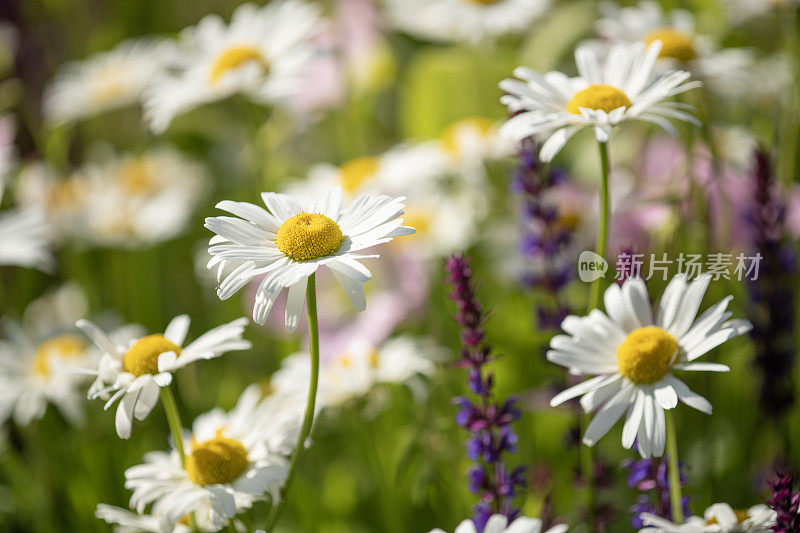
[589,140,610,311]
[160,385,186,464]
[582,140,612,528]
[160,385,198,532]
[264,274,321,532]
[665,410,684,524]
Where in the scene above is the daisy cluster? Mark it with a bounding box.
[0,0,798,531]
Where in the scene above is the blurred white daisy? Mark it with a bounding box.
[125,385,298,531]
[0,207,55,271]
[144,1,323,133]
[384,0,551,45]
[0,285,94,425]
[76,147,208,248]
[43,38,167,125]
[205,186,414,330]
[724,0,799,23]
[499,41,700,162]
[438,117,515,181]
[271,335,439,409]
[640,503,776,532]
[429,514,568,533]
[76,315,250,439]
[285,146,485,259]
[594,1,752,96]
[14,163,92,249]
[548,275,751,457]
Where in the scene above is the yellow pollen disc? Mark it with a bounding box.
[185,433,249,486]
[119,158,155,194]
[400,208,430,238]
[644,28,696,62]
[122,334,182,377]
[339,156,379,194]
[368,349,380,368]
[276,212,344,261]
[440,117,495,155]
[557,212,582,233]
[91,66,127,104]
[32,335,86,376]
[566,84,632,115]
[337,355,353,368]
[616,326,678,384]
[209,46,268,84]
[706,509,750,526]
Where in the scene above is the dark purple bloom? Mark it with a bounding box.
[746,150,798,422]
[513,139,576,330]
[445,254,525,531]
[623,455,690,529]
[767,471,800,532]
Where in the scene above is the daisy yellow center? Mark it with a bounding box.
[32,335,86,376]
[339,156,379,194]
[616,326,678,384]
[368,349,380,368]
[401,207,430,237]
[276,212,344,261]
[122,334,181,377]
[440,117,495,155]
[91,66,127,104]
[210,46,268,84]
[119,158,155,194]
[185,434,249,486]
[566,84,632,115]
[465,0,503,4]
[706,509,750,526]
[644,28,696,62]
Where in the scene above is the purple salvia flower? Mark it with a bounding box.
[623,455,690,529]
[513,139,575,330]
[746,150,798,421]
[767,471,800,532]
[445,254,525,532]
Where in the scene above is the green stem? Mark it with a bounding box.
[160,386,186,464]
[264,274,320,532]
[581,140,612,529]
[589,140,610,311]
[160,385,198,532]
[665,410,684,524]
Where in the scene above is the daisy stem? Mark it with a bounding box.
[665,410,684,524]
[264,273,320,532]
[161,385,200,533]
[161,385,186,465]
[581,139,612,527]
[589,140,610,311]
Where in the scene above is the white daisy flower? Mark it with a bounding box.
[594,1,753,97]
[438,117,515,181]
[384,0,551,45]
[76,315,251,439]
[76,147,207,248]
[285,146,485,259]
[271,335,439,409]
[499,41,700,162]
[204,186,415,330]
[124,385,298,531]
[640,503,776,532]
[43,38,167,125]
[548,275,751,457]
[144,1,323,133]
[429,514,568,533]
[0,285,94,425]
[95,505,195,533]
[0,207,55,271]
